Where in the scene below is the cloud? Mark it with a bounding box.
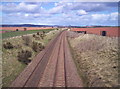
[91,14,109,21]
[53,2,118,13]
[48,5,63,14]
[1,2,118,26]
[69,3,108,12]
[91,12,118,21]
[2,2,41,13]
[2,2,117,14]
[43,12,118,26]
[18,2,38,12]
[110,12,118,20]
[77,10,87,15]
[2,12,118,26]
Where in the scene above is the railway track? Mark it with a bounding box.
[10,30,83,87]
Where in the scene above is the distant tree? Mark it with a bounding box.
[24,28,27,31]
[16,29,19,31]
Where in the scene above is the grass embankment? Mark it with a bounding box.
[2,29,54,39]
[68,31,119,87]
[2,29,60,87]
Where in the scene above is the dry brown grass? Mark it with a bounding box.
[68,31,119,87]
[22,36,32,46]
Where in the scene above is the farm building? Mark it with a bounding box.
[71,27,120,37]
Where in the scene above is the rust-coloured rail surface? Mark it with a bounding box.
[10,30,83,87]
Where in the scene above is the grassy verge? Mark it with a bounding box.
[2,29,60,87]
[2,29,54,39]
[68,32,119,87]
[2,38,33,87]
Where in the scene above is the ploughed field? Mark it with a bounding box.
[71,27,119,37]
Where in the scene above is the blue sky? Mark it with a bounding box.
[0,1,119,26]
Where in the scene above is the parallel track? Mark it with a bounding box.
[10,30,83,88]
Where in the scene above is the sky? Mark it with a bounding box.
[0,1,119,26]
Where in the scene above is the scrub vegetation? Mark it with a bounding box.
[68,31,119,87]
[2,29,60,87]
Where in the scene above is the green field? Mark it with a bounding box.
[2,29,54,39]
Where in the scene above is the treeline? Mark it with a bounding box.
[1,24,53,27]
